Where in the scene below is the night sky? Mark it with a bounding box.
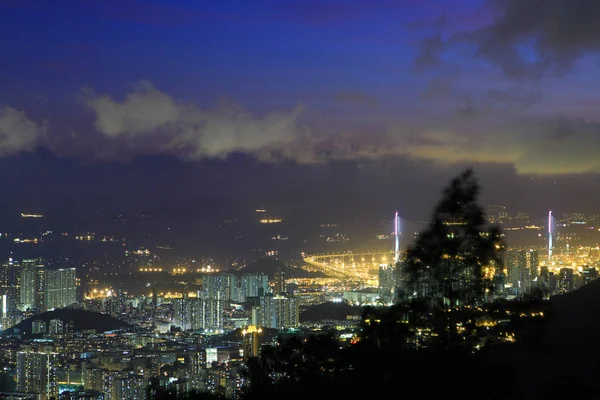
[1,0,600,225]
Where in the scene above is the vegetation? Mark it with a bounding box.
[240,169,549,400]
[403,168,504,308]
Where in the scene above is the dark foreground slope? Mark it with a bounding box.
[506,280,600,398]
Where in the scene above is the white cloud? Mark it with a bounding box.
[84,82,308,158]
[0,107,44,155]
[83,82,600,175]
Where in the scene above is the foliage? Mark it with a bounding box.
[403,169,503,307]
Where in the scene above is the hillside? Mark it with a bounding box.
[235,258,327,280]
[504,279,600,397]
[3,309,130,336]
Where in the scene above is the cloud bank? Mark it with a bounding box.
[0,107,44,155]
[81,82,600,175]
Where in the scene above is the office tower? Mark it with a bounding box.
[274,270,286,295]
[241,274,269,300]
[45,268,76,310]
[378,264,395,303]
[17,350,58,400]
[260,294,299,329]
[242,325,262,359]
[558,268,574,294]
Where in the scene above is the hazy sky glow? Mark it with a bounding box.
[2,0,600,219]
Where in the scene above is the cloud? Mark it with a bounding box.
[397,117,600,175]
[334,91,378,107]
[417,0,600,78]
[0,107,44,156]
[84,82,308,159]
[83,82,180,137]
[83,82,600,175]
[415,34,444,71]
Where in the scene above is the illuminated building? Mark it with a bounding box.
[259,218,282,224]
[19,258,45,311]
[32,319,47,334]
[45,268,76,310]
[529,249,539,278]
[582,266,598,285]
[175,295,224,331]
[241,274,269,300]
[49,318,64,335]
[17,350,58,400]
[21,213,43,218]
[0,293,9,331]
[259,294,299,329]
[1,258,22,316]
[274,270,286,295]
[378,264,395,303]
[203,274,240,302]
[558,268,574,294]
[242,325,262,359]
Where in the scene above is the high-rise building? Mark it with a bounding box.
[241,274,269,300]
[32,319,47,334]
[378,264,395,303]
[582,266,598,286]
[274,270,286,295]
[1,258,23,316]
[221,274,240,302]
[175,295,225,331]
[20,259,45,311]
[48,318,63,335]
[260,294,299,329]
[203,274,240,302]
[0,293,9,331]
[529,250,539,279]
[242,325,262,359]
[558,268,574,294]
[17,350,58,400]
[45,268,76,310]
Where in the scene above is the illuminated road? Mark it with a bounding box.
[303,251,395,284]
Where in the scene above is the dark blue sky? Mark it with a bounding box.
[1,0,600,219]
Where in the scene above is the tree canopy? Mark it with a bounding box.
[402,169,503,307]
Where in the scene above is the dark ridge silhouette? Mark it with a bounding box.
[3,309,130,336]
[234,257,326,280]
[300,302,361,322]
[505,280,600,397]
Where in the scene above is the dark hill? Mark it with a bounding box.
[506,279,600,397]
[300,302,362,322]
[3,309,130,336]
[235,258,326,280]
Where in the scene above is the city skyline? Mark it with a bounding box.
[2,1,600,398]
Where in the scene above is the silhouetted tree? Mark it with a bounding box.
[403,169,503,308]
